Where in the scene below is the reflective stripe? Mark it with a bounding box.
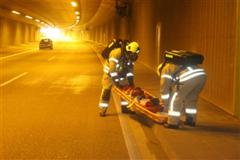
[108,42,114,47]
[110,72,118,77]
[180,72,205,82]
[104,66,110,73]
[185,108,197,114]
[99,103,108,108]
[126,72,134,77]
[168,111,181,117]
[127,62,135,66]
[121,101,128,105]
[120,77,125,81]
[161,94,170,100]
[161,74,172,80]
[114,79,119,82]
[170,92,178,111]
[104,66,110,70]
[136,49,140,54]
[109,58,119,63]
[116,64,120,68]
[187,67,193,71]
[180,69,204,79]
[104,68,109,73]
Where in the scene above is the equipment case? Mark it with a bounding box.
[164,50,204,65]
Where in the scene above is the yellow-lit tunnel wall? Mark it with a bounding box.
[0,17,39,47]
[89,0,240,118]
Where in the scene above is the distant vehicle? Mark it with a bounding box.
[39,38,53,49]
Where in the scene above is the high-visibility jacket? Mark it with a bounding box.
[103,48,135,84]
[160,63,206,108]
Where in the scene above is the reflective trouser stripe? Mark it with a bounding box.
[185,108,197,114]
[169,92,178,111]
[161,94,170,100]
[110,72,118,77]
[126,72,134,77]
[99,103,108,108]
[168,92,181,117]
[168,111,181,117]
[121,101,128,106]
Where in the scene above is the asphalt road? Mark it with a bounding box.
[1,41,240,160]
[0,41,130,159]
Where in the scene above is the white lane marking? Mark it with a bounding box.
[48,56,55,61]
[0,72,28,87]
[112,94,143,160]
[0,48,38,61]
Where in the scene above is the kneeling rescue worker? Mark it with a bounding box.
[157,50,207,128]
[99,39,140,117]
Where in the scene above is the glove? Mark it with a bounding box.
[114,81,123,89]
[127,76,135,87]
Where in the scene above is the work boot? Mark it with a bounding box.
[164,116,180,129]
[99,108,107,117]
[121,106,135,114]
[184,116,196,127]
[163,123,179,129]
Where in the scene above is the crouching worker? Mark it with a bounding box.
[99,39,140,117]
[157,50,207,128]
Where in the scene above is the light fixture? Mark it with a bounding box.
[25,15,33,19]
[71,1,78,7]
[76,16,80,20]
[11,10,21,15]
[41,21,45,24]
[75,11,80,15]
[35,19,40,22]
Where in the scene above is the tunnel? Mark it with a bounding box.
[0,0,240,159]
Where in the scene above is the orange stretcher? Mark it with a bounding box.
[112,86,168,124]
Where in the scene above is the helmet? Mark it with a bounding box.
[125,41,140,61]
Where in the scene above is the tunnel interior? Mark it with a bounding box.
[1,0,239,118]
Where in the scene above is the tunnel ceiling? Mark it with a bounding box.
[0,0,116,29]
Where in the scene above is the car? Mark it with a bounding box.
[39,38,53,49]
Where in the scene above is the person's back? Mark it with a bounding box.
[158,50,207,128]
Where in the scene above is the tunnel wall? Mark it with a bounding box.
[0,17,39,48]
[89,0,239,117]
[128,0,238,116]
[236,0,240,118]
[129,0,157,68]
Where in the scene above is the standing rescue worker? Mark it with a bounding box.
[157,50,206,128]
[99,40,140,117]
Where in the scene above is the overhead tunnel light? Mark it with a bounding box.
[25,15,33,19]
[11,10,21,15]
[10,9,52,27]
[71,1,78,7]
[76,16,80,20]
